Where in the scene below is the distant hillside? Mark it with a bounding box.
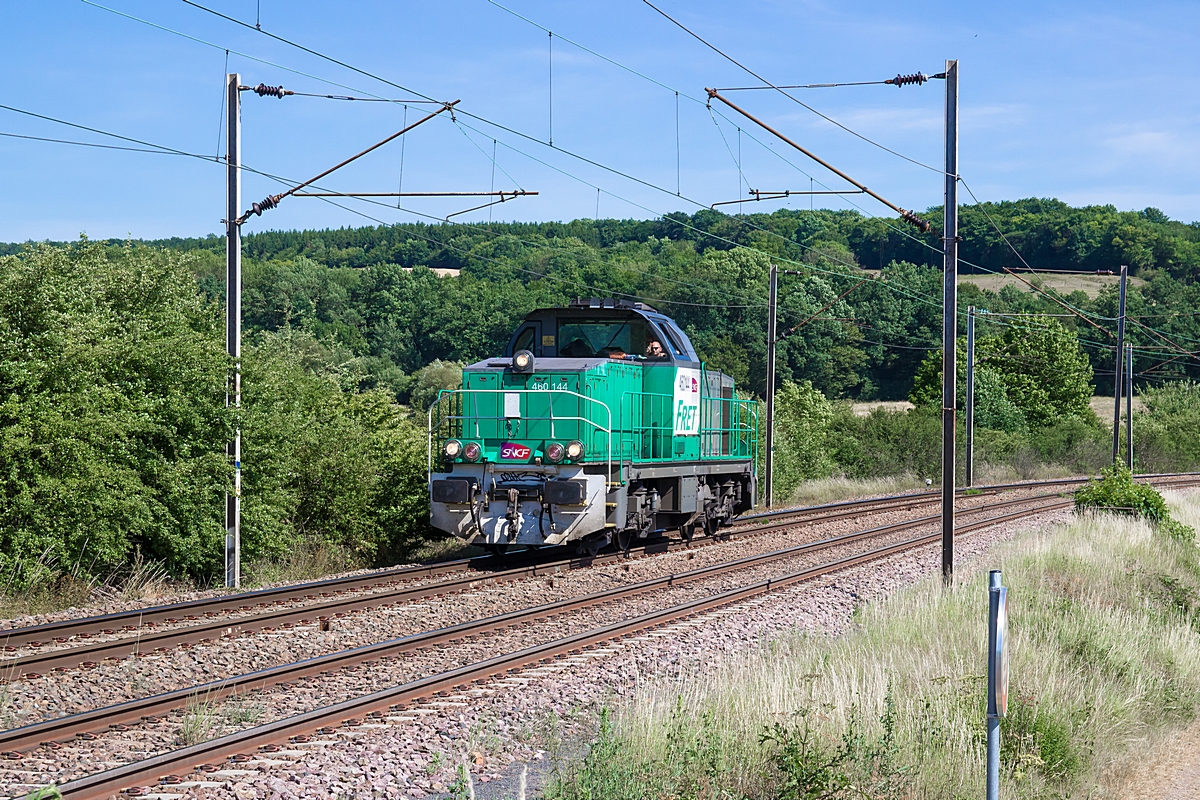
[6,199,1197,281]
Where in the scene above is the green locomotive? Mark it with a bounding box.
[428,299,758,552]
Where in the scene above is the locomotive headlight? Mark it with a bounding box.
[512,349,535,373]
[443,439,463,460]
[545,442,566,464]
[462,442,482,462]
[565,440,584,461]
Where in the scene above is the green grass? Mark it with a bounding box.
[788,474,929,506]
[547,490,1200,800]
[0,553,177,619]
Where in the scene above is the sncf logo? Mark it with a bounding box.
[500,442,532,460]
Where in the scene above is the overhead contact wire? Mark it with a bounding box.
[640,0,946,175]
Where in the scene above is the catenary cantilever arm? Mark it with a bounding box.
[706,88,933,234]
[237,99,460,224]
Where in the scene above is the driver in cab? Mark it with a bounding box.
[607,339,668,360]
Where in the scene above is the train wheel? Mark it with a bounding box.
[616,528,634,554]
[487,542,509,557]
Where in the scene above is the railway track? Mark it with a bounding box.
[5,476,1198,798]
[42,490,1086,800]
[0,482,994,650]
[0,486,1037,678]
[0,492,1070,756]
[2,474,1195,679]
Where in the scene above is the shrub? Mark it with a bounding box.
[0,243,231,587]
[773,381,835,497]
[1074,464,1168,521]
[1135,380,1200,472]
[409,359,464,412]
[240,330,432,568]
[1160,517,1197,545]
[828,404,942,480]
[1029,414,1110,474]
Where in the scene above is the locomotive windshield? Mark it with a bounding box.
[557,318,663,358]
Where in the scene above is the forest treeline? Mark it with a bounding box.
[8,198,1191,403]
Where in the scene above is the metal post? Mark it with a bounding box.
[965,305,975,487]
[986,569,1007,800]
[764,263,778,508]
[941,59,959,585]
[1126,341,1133,470]
[1111,264,1128,464]
[225,73,242,589]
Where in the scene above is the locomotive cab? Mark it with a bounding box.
[428,299,757,552]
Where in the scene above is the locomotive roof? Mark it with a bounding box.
[511,302,700,364]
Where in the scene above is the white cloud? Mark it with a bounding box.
[1103,129,1196,167]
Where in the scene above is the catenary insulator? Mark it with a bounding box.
[249,194,281,217]
[252,83,292,98]
[900,208,932,233]
[885,72,928,88]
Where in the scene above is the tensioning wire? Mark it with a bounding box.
[0,130,214,159]
[90,0,940,314]
[452,118,524,190]
[639,0,947,176]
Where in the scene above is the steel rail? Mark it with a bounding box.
[52,496,1083,800]
[0,493,1073,756]
[738,472,1200,522]
[0,560,487,650]
[4,470,1190,657]
[0,488,1054,678]
[0,538,664,651]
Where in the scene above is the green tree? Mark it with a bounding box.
[0,243,231,586]
[979,318,1093,428]
[910,318,1093,430]
[772,381,834,498]
[409,359,464,413]
[971,367,1027,433]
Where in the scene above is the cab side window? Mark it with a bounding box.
[657,324,687,358]
[512,326,536,354]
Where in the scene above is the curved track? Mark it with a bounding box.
[0,486,999,676]
[2,474,1195,679]
[44,493,1076,799]
[0,493,1070,756]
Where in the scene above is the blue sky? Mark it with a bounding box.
[2,1,1197,242]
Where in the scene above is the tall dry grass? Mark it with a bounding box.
[550,490,1200,799]
[0,553,177,620]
